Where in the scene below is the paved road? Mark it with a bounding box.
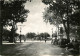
[2,41,72,56]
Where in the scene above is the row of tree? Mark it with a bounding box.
[42,0,80,40]
[1,31,51,42]
[26,32,50,40]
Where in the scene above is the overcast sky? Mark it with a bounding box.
[16,0,56,35]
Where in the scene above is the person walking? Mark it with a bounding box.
[51,38,54,44]
[45,39,46,43]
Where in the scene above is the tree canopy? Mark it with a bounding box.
[42,0,80,26]
[1,1,29,26]
[26,32,36,39]
[39,32,50,39]
[42,0,80,39]
[0,0,31,44]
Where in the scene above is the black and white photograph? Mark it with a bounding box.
[0,0,80,56]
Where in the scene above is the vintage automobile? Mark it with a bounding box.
[58,38,70,47]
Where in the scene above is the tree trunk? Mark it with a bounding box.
[0,25,2,55]
[0,2,2,55]
[0,1,2,45]
[62,18,70,40]
[62,21,70,39]
[9,23,15,43]
[66,19,70,40]
[9,21,16,43]
[0,23,3,45]
[61,0,70,40]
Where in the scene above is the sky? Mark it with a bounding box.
[16,0,56,35]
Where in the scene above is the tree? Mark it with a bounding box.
[1,1,29,26]
[43,7,62,38]
[39,33,44,40]
[0,0,30,45]
[39,32,50,40]
[44,32,50,39]
[2,28,19,41]
[42,0,80,40]
[2,28,10,41]
[26,32,36,39]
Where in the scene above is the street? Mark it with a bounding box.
[1,0,80,56]
[1,41,72,56]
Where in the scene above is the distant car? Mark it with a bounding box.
[58,38,70,47]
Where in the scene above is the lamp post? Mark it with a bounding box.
[20,26,22,43]
[18,25,25,43]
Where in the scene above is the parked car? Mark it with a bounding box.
[58,38,70,47]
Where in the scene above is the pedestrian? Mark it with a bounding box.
[51,38,54,44]
[45,39,46,43]
[54,37,57,45]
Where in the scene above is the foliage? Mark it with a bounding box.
[0,0,30,43]
[42,0,80,39]
[42,0,80,25]
[70,11,80,26]
[39,33,44,37]
[39,32,50,39]
[1,1,29,26]
[3,28,10,37]
[26,32,36,39]
[2,28,19,41]
[43,6,62,26]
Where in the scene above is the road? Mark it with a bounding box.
[1,41,72,56]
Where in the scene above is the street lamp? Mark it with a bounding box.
[18,25,25,43]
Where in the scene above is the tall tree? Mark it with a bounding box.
[42,0,80,40]
[0,0,30,45]
[0,1,2,46]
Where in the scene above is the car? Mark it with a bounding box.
[58,38,70,47]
